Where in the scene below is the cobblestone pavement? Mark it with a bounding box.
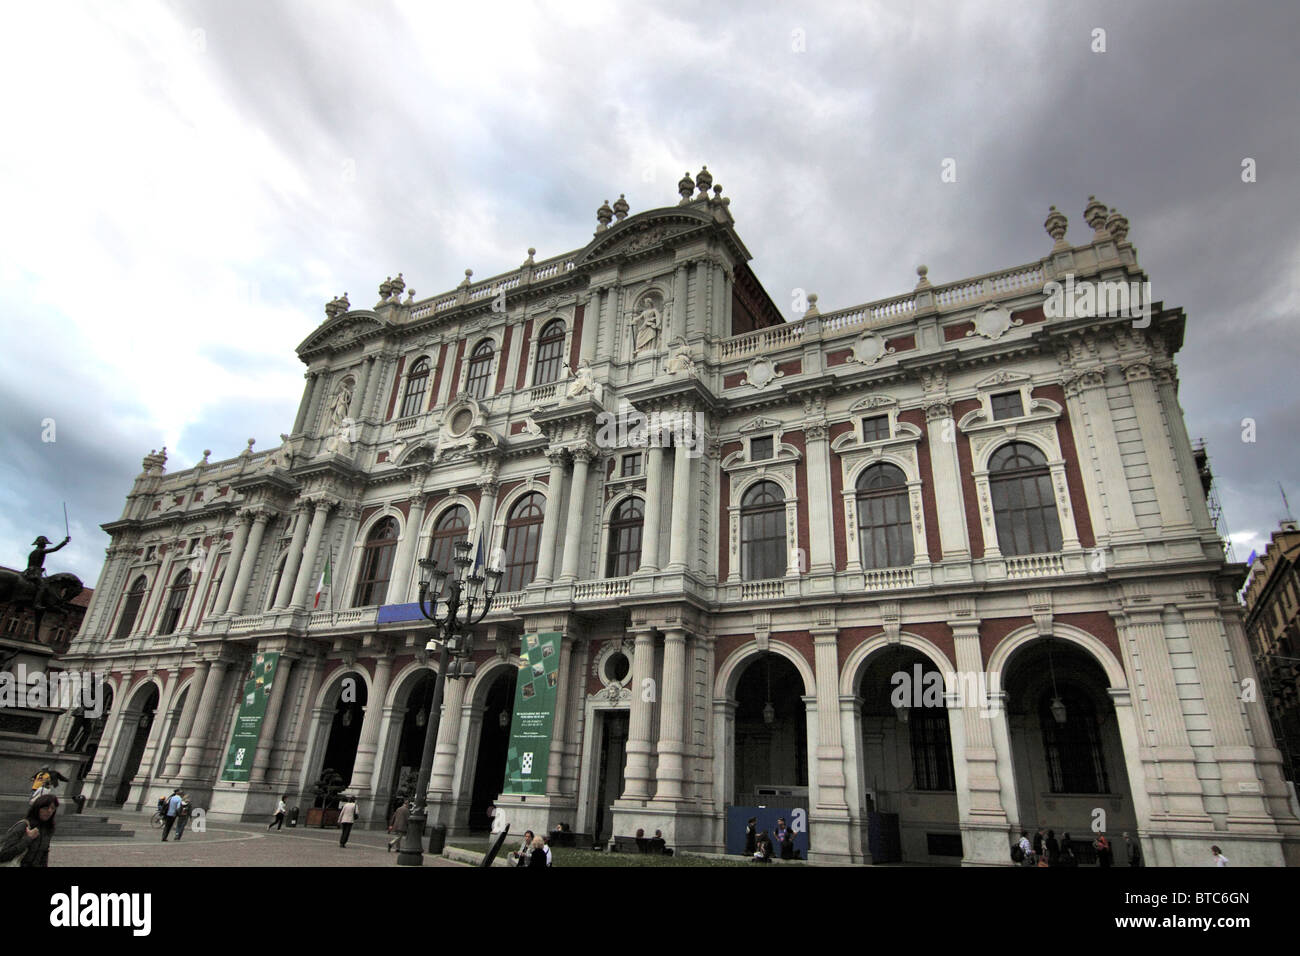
[48,810,466,868]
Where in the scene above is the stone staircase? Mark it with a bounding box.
[0,795,135,839]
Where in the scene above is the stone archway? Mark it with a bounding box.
[730,652,808,806]
[466,666,517,832]
[111,682,160,807]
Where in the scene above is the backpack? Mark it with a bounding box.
[1010,844,1024,863]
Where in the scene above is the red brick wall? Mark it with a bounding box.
[826,349,852,366]
[952,398,984,557]
[385,356,405,420]
[515,320,534,389]
[495,326,513,393]
[1013,304,1047,325]
[777,359,802,377]
[723,372,746,389]
[944,321,974,341]
[886,333,916,352]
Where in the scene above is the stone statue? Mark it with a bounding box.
[565,359,597,399]
[326,416,356,454]
[633,297,661,356]
[263,433,294,472]
[665,340,696,377]
[0,533,83,636]
[329,383,353,430]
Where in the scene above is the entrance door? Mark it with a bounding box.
[594,711,628,844]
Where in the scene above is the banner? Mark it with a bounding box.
[502,632,561,795]
[220,651,281,782]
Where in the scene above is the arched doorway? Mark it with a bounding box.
[113,684,159,806]
[319,671,367,790]
[66,684,114,785]
[387,670,436,818]
[1002,637,1136,863]
[467,667,516,832]
[733,652,807,805]
[856,645,960,863]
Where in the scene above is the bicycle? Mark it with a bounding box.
[150,809,164,829]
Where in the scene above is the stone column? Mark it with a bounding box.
[293,371,320,434]
[546,635,575,795]
[212,513,253,617]
[350,654,393,788]
[164,661,208,775]
[534,449,568,584]
[811,628,850,812]
[348,356,374,421]
[666,437,693,571]
[177,658,230,779]
[428,667,467,795]
[925,401,971,560]
[1074,369,1139,537]
[950,619,1013,863]
[273,508,310,609]
[621,628,656,800]
[671,263,689,341]
[985,692,1022,832]
[651,629,688,801]
[1124,362,1192,530]
[804,423,835,573]
[639,446,665,572]
[579,294,599,362]
[228,510,272,617]
[1047,462,1083,551]
[388,494,427,605]
[290,499,333,609]
[250,654,296,784]
[559,450,593,581]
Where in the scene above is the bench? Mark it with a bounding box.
[611,835,669,854]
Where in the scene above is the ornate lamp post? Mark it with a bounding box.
[396,539,501,866]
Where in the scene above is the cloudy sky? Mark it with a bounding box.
[1,0,1296,587]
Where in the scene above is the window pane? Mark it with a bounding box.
[750,436,774,460]
[467,343,494,400]
[862,415,890,442]
[534,321,565,386]
[991,391,1024,421]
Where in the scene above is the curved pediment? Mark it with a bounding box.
[573,207,715,266]
[296,311,385,357]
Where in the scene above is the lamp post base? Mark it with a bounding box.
[396,809,427,866]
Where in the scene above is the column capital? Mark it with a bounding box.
[545,446,569,467]
[810,626,839,643]
[923,398,952,422]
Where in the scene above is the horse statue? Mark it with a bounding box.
[0,568,84,638]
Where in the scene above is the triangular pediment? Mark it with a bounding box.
[974,370,1032,390]
[739,416,782,433]
[297,312,385,356]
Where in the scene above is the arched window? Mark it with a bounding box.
[400,357,430,417]
[741,481,786,581]
[466,341,494,400]
[427,505,470,576]
[115,576,148,640]
[989,442,1062,556]
[1040,687,1109,793]
[856,464,914,569]
[502,493,545,592]
[534,320,566,386]
[160,570,191,635]
[606,497,644,578]
[353,517,400,607]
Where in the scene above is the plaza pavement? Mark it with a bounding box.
[46,808,466,867]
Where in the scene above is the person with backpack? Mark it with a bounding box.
[2,794,58,867]
[173,793,193,841]
[1014,830,1032,865]
[160,789,183,841]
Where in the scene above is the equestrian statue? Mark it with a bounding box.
[0,532,84,642]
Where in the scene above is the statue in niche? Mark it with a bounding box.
[325,416,356,455]
[664,338,696,377]
[566,359,598,399]
[329,382,353,430]
[632,296,662,356]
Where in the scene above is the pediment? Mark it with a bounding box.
[297,312,384,355]
[974,369,1032,390]
[848,394,898,413]
[574,208,712,265]
[739,416,783,433]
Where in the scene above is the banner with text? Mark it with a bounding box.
[502,632,561,795]
[221,651,281,782]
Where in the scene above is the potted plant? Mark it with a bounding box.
[306,768,346,828]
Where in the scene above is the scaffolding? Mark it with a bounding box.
[1192,438,1237,563]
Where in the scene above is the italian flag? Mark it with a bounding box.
[314,556,331,609]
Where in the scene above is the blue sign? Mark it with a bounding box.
[377,603,426,624]
[726,805,809,857]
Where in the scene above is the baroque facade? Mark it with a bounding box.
[61,176,1299,865]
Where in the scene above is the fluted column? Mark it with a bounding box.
[228,510,271,617]
[805,423,835,573]
[639,446,665,572]
[949,619,1011,862]
[925,401,971,560]
[177,658,230,779]
[559,450,592,581]
[428,667,467,795]
[290,499,333,609]
[164,661,208,775]
[812,628,848,810]
[388,494,427,604]
[212,513,253,617]
[350,654,393,787]
[250,654,295,784]
[621,628,656,800]
[653,628,689,800]
[273,508,310,609]
[666,437,693,571]
[1124,362,1192,530]
[534,449,568,584]
[546,636,574,795]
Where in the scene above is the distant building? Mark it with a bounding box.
[59,179,1300,865]
[1243,521,1300,791]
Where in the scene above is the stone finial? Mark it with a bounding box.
[201,449,211,464]
[712,184,723,202]
[1044,205,1069,248]
[1083,195,1109,235]
[524,247,536,265]
[596,199,614,232]
[379,276,393,299]
[459,269,473,287]
[324,297,340,320]
[804,293,820,317]
[695,165,713,197]
[406,288,415,302]
[915,264,931,289]
[613,194,629,221]
[1106,208,1130,242]
[390,273,405,297]
[678,171,695,204]
[244,438,255,455]
[339,292,349,311]
[142,447,168,474]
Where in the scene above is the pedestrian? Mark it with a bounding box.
[510,829,535,867]
[269,795,287,831]
[1,794,57,867]
[744,817,757,857]
[1017,830,1033,866]
[542,834,553,867]
[160,788,183,841]
[1059,832,1077,867]
[1033,827,1045,862]
[779,825,795,860]
[1124,831,1143,867]
[387,800,410,852]
[174,793,193,841]
[527,835,548,868]
[773,817,791,859]
[1094,833,1113,867]
[1045,829,1060,866]
[1211,845,1229,867]
[337,794,358,847]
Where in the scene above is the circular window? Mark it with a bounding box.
[603,651,630,684]
[450,408,473,435]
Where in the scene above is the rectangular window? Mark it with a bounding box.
[750,436,774,460]
[621,453,642,477]
[991,391,1024,421]
[861,415,890,442]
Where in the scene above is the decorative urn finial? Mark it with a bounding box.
[915,265,931,288]
[613,194,629,221]
[695,165,713,197]
[459,269,473,287]
[596,199,614,232]
[805,293,819,317]
[1105,208,1129,242]
[390,273,405,298]
[1044,206,1069,247]
[1083,195,1109,235]
[678,171,695,204]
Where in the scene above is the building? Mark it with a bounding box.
[1243,520,1300,796]
[60,177,1300,865]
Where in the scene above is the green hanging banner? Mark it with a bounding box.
[220,651,281,782]
[502,632,562,795]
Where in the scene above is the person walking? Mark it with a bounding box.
[527,835,548,868]
[1124,832,1143,867]
[1017,830,1033,866]
[744,817,757,857]
[1,794,58,867]
[1045,829,1060,867]
[509,830,535,867]
[1059,832,1077,867]
[173,793,193,841]
[1094,833,1113,867]
[269,795,287,831]
[388,800,411,852]
[337,795,359,848]
[160,789,183,842]
[1211,845,1229,866]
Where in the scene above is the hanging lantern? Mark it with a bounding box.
[499,709,510,729]
[763,656,775,724]
[1050,696,1068,725]
[341,707,353,728]
[1047,639,1067,725]
[894,703,910,724]
[415,707,426,728]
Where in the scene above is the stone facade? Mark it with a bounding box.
[60,179,1300,865]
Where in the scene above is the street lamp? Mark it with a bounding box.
[396,539,502,866]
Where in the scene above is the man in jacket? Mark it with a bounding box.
[160,789,183,841]
[388,801,411,853]
[337,795,359,847]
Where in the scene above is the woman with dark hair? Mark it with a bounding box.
[1,794,57,867]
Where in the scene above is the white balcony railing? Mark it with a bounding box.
[229,614,269,633]
[491,591,524,612]
[1003,553,1067,580]
[528,382,560,406]
[739,579,786,601]
[575,578,632,601]
[394,414,422,434]
[863,566,915,591]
